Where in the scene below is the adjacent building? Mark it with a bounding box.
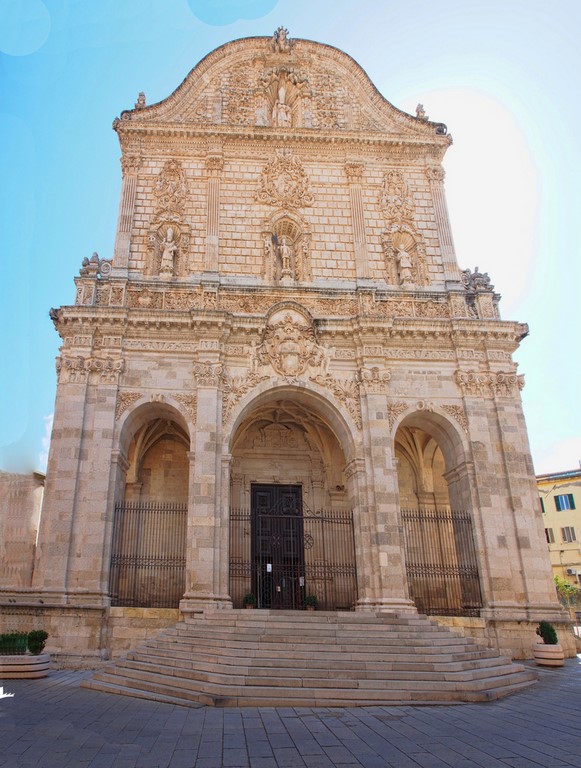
[538,468,581,586]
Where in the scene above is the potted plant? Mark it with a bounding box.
[27,630,49,655]
[533,621,565,666]
[0,630,50,678]
[243,593,257,609]
[304,594,318,611]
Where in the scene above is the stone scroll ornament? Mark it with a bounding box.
[256,152,314,209]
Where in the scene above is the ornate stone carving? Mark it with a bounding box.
[79,252,112,278]
[426,166,445,183]
[256,151,314,209]
[311,373,362,430]
[115,391,142,420]
[455,370,524,398]
[206,153,224,172]
[462,267,494,293]
[164,290,199,310]
[441,404,468,433]
[193,362,223,387]
[386,401,409,429]
[345,162,364,182]
[357,367,391,394]
[174,393,198,422]
[126,288,163,309]
[381,230,428,288]
[379,170,415,224]
[271,26,291,53]
[56,355,124,384]
[134,92,146,109]
[153,159,188,214]
[222,372,269,422]
[258,308,324,378]
[121,153,142,176]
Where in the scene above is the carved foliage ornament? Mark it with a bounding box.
[56,356,124,383]
[222,372,269,422]
[380,170,415,224]
[257,152,314,209]
[116,391,143,420]
[154,159,188,214]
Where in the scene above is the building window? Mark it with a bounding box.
[555,493,576,511]
[540,497,545,513]
[545,528,555,543]
[561,526,577,543]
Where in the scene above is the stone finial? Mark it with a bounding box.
[461,266,494,293]
[135,92,146,109]
[79,252,112,277]
[416,103,427,120]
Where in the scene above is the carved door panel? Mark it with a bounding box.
[251,484,304,609]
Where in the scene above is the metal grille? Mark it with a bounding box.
[229,503,357,611]
[401,506,483,617]
[109,500,187,608]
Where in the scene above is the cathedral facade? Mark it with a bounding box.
[2,30,569,661]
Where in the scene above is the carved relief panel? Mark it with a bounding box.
[147,160,191,277]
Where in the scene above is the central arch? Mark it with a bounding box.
[227,386,358,611]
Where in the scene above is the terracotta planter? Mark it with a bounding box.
[0,653,50,678]
[532,642,564,667]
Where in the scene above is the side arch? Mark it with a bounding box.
[394,407,483,617]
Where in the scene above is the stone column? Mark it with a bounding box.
[345,163,370,283]
[426,166,461,285]
[354,371,417,613]
[204,152,224,276]
[112,153,141,276]
[181,362,230,612]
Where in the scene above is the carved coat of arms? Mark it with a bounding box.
[258,311,323,377]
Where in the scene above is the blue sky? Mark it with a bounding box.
[1,0,580,475]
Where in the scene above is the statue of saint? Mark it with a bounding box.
[160,227,177,275]
[272,87,292,127]
[396,243,413,285]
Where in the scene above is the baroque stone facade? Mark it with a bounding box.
[0,31,570,661]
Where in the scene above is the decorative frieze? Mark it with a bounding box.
[455,370,525,398]
[193,361,223,387]
[56,355,124,384]
[357,367,391,394]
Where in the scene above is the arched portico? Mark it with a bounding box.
[394,409,483,617]
[108,400,192,608]
[225,382,361,610]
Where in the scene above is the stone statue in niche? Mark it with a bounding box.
[395,243,414,285]
[159,227,178,276]
[278,237,294,283]
[272,86,292,127]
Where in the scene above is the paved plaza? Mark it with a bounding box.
[1,658,581,768]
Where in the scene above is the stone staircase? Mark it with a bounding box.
[82,610,536,707]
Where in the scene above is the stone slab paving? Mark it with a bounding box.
[1,659,581,767]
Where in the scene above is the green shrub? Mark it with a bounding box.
[536,621,558,645]
[0,632,29,655]
[27,630,49,655]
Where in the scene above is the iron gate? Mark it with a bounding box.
[229,486,357,610]
[401,506,483,617]
[109,500,187,608]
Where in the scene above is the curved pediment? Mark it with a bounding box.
[116,30,448,142]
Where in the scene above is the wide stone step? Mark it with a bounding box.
[82,610,536,707]
[116,654,522,686]
[127,645,502,671]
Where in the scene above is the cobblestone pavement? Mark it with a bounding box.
[1,659,581,768]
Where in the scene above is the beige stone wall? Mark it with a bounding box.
[0,472,44,588]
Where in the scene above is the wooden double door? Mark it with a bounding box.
[251,483,305,609]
